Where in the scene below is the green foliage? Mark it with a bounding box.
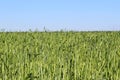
[0,31,120,80]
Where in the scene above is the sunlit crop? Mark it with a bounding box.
[0,31,120,80]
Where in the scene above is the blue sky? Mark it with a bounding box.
[0,0,120,31]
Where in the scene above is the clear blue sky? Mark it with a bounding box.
[0,0,120,31]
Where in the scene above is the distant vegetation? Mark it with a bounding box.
[0,31,120,80]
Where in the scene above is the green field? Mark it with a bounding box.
[0,31,120,80]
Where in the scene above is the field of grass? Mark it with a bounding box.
[0,31,120,80]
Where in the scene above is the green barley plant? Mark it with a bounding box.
[0,31,120,80]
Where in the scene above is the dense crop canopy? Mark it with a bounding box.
[0,31,120,80]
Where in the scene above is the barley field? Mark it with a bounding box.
[0,31,120,80]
